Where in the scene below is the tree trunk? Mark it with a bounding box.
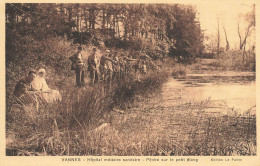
[117,14,120,38]
[102,9,105,31]
[242,44,246,62]
[76,13,79,32]
[68,6,73,37]
[241,23,252,50]
[217,18,220,58]
[158,27,160,40]
[92,15,95,29]
[223,26,230,51]
[237,23,242,49]
[91,10,96,29]
[84,7,88,31]
[113,14,116,37]
[124,24,128,40]
[80,8,83,45]
[89,9,92,29]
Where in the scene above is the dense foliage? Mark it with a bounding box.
[6,3,206,107]
[6,3,204,61]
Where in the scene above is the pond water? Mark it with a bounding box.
[107,70,256,155]
[161,72,256,116]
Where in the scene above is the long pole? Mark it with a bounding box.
[80,5,82,46]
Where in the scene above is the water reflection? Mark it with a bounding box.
[161,74,256,115]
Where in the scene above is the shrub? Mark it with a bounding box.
[172,64,189,78]
[6,68,169,155]
[208,50,255,71]
[6,34,75,111]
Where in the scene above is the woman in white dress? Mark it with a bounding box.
[31,68,62,103]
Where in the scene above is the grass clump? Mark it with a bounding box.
[6,32,172,156]
[6,67,169,156]
[172,64,189,78]
[208,50,255,71]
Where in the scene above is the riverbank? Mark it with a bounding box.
[6,67,170,156]
[6,59,256,156]
[101,60,256,156]
[89,59,256,156]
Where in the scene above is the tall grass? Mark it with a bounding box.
[7,74,256,156]
[6,34,255,156]
[5,33,171,155]
[208,50,255,71]
[172,64,189,78]
[99,98,256,156]
[6,67,169,155]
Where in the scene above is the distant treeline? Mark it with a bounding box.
[6,3,204,61]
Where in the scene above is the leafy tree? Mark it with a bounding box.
[6,3,205,62]
[167,5,204,62]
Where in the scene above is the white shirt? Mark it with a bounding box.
[31,76,50,91]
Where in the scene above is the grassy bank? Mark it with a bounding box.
[101,97,256,156]
[6,35,255,156]
[171,49,255,78]
[195,50,255,72]
[6,55,256,156]
[6,33,173,155]
[6,67,169,156]
[7,90,255,156]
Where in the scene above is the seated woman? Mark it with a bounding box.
[31,68,62,103]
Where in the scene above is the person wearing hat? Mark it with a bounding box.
[14,70,37,99]
[120,53,137,77]
[99,49,114,82]
[124,53,134,75]
[31,68,62,103]
[31,68,48,91]
[87,47,99,85]
[119,53,127,78]
[112,51,120,80]
[106,52,114,85]
[13,70,39,107]
[69,46,85,87]
[131,51,140,73]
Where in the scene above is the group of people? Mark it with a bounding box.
[12,46,154,107]
[69,46,150,87]
[13,68,62,106]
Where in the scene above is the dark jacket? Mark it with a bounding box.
[14,78,32,98]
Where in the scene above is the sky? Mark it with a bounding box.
[194,1,255,49]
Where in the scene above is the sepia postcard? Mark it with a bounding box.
[0,0,259,165]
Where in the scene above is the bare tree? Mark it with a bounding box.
[223,26,229,51]
[237,22,253,50]
[237,4,255,62]
[217,17,220,58]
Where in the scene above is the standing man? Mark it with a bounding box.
[119,53,126,78]
[106,53,114,85]
[123,53,137,76]
[100,49,114,82]
[87,47,99,85]
[69,46,85,87]
[112,51,120,80]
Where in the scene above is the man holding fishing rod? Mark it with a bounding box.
[69,46,86,87]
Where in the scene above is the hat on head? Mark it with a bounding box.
[78,46,83,50]
[28,70,37,76]
[38,68,46,74]
[106,50,110,53]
